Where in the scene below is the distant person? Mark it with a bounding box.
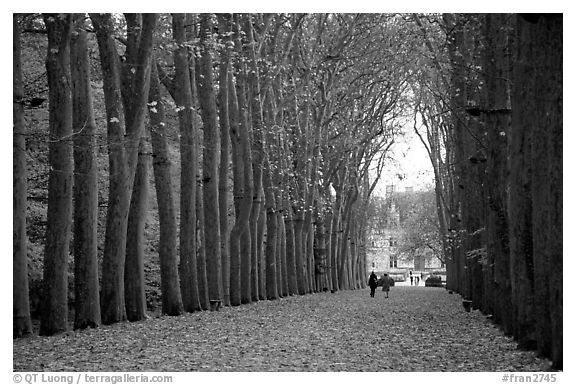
[415,275,420,286]
[368,271,378,298]
[381,273,392,298]
[409,270,414,285]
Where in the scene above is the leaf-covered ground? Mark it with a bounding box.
[13,287,553,371]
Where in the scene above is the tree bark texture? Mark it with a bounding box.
[245,15,265,303]
[125,132,150,321]
[71,13,101,329]
[227,65,248,306]
[509,15,536,350]
[217,14,232,307]
[91,13,156,324]
[233,14,255,304]
[197,13,223,305]
[148,60,184,316]
[483,13,512,334]
[40,13,73,336]
[172,13,202,312]
[13,14,33,338]
[522,14,562,369]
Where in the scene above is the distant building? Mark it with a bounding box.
[367,188,443,276]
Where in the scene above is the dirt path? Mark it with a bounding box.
[13,287,551,371]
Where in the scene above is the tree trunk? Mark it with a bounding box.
[40,13,73,336]
[294,211,307,294]
[125,132,150,321]
[197,13,223,307]
[245,14,265,303]
[540,16,563,369]
[263,155,279,300]
[196,179,209,310]
[339,183,358,290]
[523,14,562,369]
[91,13,156,324]
[330,187,342,291]
[257,190,267,300]
[278,210,289,297]
[509,15,536,350]
[148,60,184,316]
[315,215,328,292]
[172,13,201,312]
[91,13,129,324]
[444,13,469,297]
[217,14,232,307]
[233,14,255,304]
[13,13,33,338]
[324,210,334,292]
[189,17,209,312]
[483,13,512,333]
[121,14,152,322]
[227,62,249,306]
[280,136,298,295]
[71,13,101,329]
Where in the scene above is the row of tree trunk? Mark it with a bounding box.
[416,14,562,369]
[14,13,398,338]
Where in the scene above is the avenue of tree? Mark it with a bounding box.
[13,13,562,369]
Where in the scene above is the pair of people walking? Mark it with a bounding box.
[368,271,391,298]
[409,270,422,286]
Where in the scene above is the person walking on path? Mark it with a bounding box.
[409,270,414,286]
[368,271,378,297]
[381,273,392,298]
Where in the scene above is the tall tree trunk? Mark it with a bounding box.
[263,88,281,300]
[483,13,512,333]
[148,60,184,316]
[270,81,289,298]
[233,14,254,304]
[315,214,328,291]
[40,13,73,336]
[294,211,307,294]
[278,209,289,297]
[245,14,265,303]
[540,16,563,369]
[217,14,232,307]
[125,132,150,321]
[339,182,358,290]
[122,14,152,322]
[444,13,468,297]
[91,13,129,324]
[227,64,249,306]
[323,210,334,292]
[13,13,33,338]
[172,13,201,312]
[509,14,536,350]
[71,13,101,329]
[257,189,267,300]
[263,155,279,300]
[523,14,562,369]
[280,134,298,295]
[91,13,156,324]
[197,13,223,308]
[330,186,342,291]
[196,179,209,310]
[304,104,326,292]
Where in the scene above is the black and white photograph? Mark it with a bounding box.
[9,4,565,381]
